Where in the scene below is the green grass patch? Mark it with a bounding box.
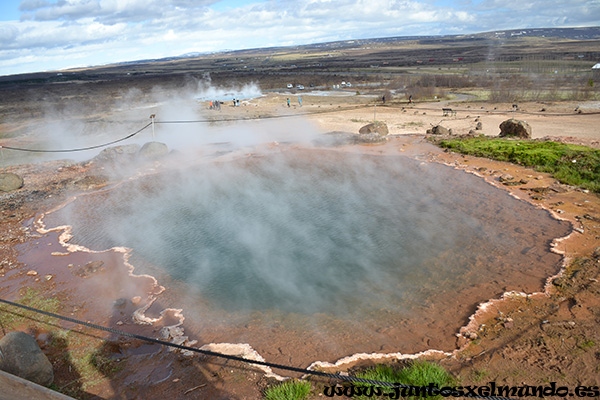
[0,287,60,332]
[264,380,311,400]
[436,137,600,193]
[352,361,455,399]
[577,338,596,351]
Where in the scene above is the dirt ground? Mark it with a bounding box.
[1,86,600,399]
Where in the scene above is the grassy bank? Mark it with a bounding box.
[435,137,600,193]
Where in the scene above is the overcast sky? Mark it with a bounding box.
[0,0,598,76]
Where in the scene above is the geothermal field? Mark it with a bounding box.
[1,29,600,399]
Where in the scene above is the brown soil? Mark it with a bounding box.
[1,88,600,399]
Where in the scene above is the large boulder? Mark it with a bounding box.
[93,144,141,163]
[499,119,531,139]
[138,142,169,160]
[359,122,389,136]
[0,331,53,386]
[426,125,450,135]
[0,173,24,192]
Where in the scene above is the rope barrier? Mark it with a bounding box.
[0,105,370,154]
[0,298,516,400]
[0,122,152,153]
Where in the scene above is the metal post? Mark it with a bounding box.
[150,114,156,139]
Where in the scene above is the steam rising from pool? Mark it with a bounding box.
[58,149,568,323]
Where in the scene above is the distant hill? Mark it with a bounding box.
[135,26,600,64]
[1,26,598,83]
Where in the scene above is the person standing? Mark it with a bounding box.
[287,98,290,107]
[298,97,302,107]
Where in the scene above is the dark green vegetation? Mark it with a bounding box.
[263,380,311,400]
[261,361,456,400]
[437,137,600,193]
[352,361,456,399]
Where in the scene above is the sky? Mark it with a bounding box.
[0,0,598,76]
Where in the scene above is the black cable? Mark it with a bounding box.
[0,122,152,153]
[0,298,516,400]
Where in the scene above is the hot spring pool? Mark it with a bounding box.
[51,148,569,360]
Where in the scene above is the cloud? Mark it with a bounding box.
[18,0,50,12]
[1,0,599,76]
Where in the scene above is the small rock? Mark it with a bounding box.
[44,274,52,281]
[113,298,128,308]
[0,173,24,192]
[464,331,478,340]
[131,296,142,305]
[26,270,38,276]
[74,260,105,278]
[499,174,514,182]
[574,228,584,234]
[138,142,169,160]
[116,321,124,326]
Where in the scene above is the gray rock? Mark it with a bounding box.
[0,331,53,386]
[138,142,169,160]
[0,173,24,192]
[499,119,532,139]
[475,121,483,130]
[427,125,450,135]
[358,122,389,136]
[94,144,141,163]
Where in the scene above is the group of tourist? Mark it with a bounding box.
[286,97,302,107]
[207,98,243,109]
[208,100,222,110]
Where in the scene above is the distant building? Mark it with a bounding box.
[593,63,600,79]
